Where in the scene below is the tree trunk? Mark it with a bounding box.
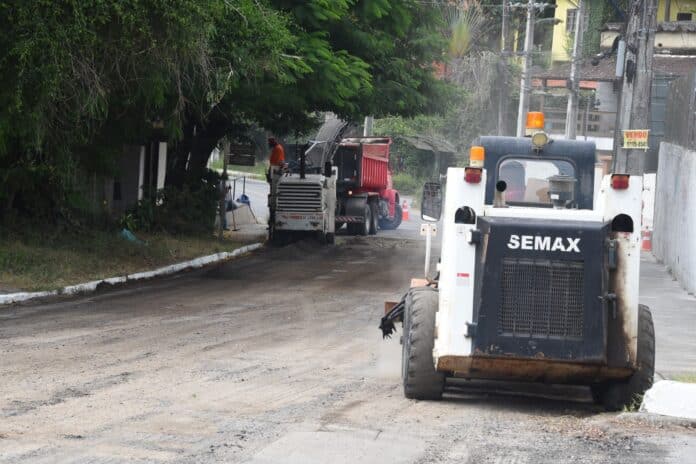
[187,114,229,181]
[2,189,16,218]
[167,119,195,188]
[166,109,230,188]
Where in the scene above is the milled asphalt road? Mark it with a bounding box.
[0,232,695,463]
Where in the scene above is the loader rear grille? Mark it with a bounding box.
[277,182,322,212]
[498,258,584,339]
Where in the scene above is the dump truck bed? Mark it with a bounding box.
[335,138,391,191]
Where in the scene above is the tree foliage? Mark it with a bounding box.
[0,0,296,222]
[375,1,510,183]
[0,0,451,227]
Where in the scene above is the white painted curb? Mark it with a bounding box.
[640,380,696,420]
[0,242,263,306]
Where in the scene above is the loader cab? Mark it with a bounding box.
[477,135,596,210]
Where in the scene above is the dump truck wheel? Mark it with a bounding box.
[593,305,655,411]
[369,202,378,235]
[379,204,402,230]
[402,286,445,400]
[360,205,371,236]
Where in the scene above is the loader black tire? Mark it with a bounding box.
[592,305,655,411]
[402,286,445,400]
[379,204,402,230]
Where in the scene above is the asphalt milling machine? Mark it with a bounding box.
[269,128,403,245]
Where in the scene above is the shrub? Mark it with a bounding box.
[126,169,222,235]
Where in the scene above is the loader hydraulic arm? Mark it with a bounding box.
[379,296,406,339]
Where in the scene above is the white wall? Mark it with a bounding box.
[104,145,146,215]
[157,142,167,191]
[596,81,618,113]
[653,142,696,294]
[642,173,656,231]
[602,30,696,52]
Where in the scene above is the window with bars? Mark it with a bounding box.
[566,9,578,33]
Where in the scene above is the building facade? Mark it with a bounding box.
[552,0,696,63]
[532,0,696,171]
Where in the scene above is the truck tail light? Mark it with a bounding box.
[611,174,630,190]
[465,167,482,184]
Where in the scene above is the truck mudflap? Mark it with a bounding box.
[335,215,365,223]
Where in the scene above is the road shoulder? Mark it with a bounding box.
[0,242,263,306]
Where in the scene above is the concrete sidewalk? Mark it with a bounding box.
[224,222,267,243]
[640,252,696,378]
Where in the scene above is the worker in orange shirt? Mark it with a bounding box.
[268,137,285,167]
[267,137,286,228]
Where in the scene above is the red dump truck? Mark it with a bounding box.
[333,137,402,235]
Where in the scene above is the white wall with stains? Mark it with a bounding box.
[653,142,696,294]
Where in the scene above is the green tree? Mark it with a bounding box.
[375,1,510,182]
[0,0,452,227]
[168,0,452,185]
[0,0,296,221]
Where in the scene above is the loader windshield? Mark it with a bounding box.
[498,158,576,206]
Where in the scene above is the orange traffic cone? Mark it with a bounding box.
[402,200,409,221]
[641,229,652,251]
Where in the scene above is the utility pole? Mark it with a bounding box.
[218,141,229,241]
[498,0,511,135]
[516,0,536,137]
[565,0,586,140]
[613,0,658,175]
[363,116,374,137]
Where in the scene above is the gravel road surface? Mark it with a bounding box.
[1,237,694,463]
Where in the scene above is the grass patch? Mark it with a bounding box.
[392,172,423,195]
[622,393,644,412]
[673,374,696,383]
[392,173,424,208]
[0,230,242,292]
[210,159,266,177]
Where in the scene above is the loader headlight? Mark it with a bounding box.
[531,131,549,149]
